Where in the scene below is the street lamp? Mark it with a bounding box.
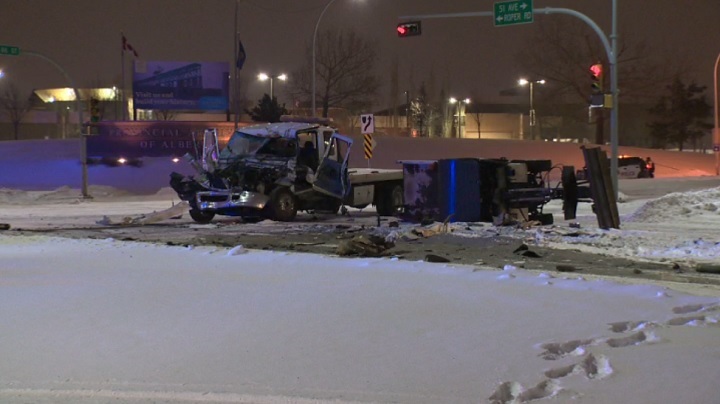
[312,0,365,117]
[518,78,546,140]
[257,73,287,99]
[449,97,471,138]
[312,0,340,117]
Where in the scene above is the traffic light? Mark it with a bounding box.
[590,63,603,94]
[397,21,421,37]
[90,97,100,123]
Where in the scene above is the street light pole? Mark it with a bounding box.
[518,78,545,140]
[258,73,287,99]
[529,80,535,127]
[449,97,470,138]
[20,50,87,197]
[312,0,339,117]
[233,0,239,129]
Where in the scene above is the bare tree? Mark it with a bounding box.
[467,93,487,139]
[514,18,683,144]
[288,28,381,118]
[0,83,33,140]
[410,82,444,137]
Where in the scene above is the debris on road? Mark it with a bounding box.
[96,201,189,226]
[424,254,451,263]
[513,243,542,258]
[556,264,580,272]
[696,264,720,274]
[411,217,453,238]
[337,234,395,257]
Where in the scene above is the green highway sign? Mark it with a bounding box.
[494,0,533,27]
[0,45,20,56]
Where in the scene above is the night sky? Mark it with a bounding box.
[1,0,719,109]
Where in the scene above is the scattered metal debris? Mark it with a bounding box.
[337,234,395,257]
[424,254,451,263]
[556,264,580,272]
[96,202,189,226]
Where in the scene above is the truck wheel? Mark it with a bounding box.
[376,184,403,216]
[189,208,215,224]
[268,188,297,222]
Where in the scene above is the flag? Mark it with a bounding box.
[236,39,246,70]
[121,34,139,58]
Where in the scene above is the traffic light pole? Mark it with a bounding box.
[400,3,621,198]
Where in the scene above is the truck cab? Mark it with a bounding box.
[170,118,352,223]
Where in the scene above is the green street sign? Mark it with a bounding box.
[0,45,20,56]
[494,0,533,27]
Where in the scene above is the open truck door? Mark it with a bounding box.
[312,133,352,199]
[201,128,219,172]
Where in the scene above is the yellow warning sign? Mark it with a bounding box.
[364,133,373,160]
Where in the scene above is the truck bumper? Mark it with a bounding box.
[196,190,269,211]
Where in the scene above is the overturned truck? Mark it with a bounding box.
[400,158,589,225]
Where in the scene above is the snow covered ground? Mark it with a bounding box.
[1,138,720,403]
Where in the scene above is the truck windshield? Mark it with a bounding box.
[219,132,267,159]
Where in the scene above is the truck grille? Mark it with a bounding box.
[199,194,229,203]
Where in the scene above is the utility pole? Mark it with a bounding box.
[22,50,88,198]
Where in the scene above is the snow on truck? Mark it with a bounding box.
[169,117,404,223]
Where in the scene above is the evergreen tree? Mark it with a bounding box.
[647,77,712,150]
[245,94,288,123]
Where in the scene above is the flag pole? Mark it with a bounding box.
[233,0,239,129]
[121,32,126,120]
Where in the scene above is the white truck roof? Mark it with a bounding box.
[236,118,337,139]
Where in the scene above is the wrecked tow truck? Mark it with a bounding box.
[170,119,404,223]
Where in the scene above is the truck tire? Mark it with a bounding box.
[268,187,297,222]
[376,184,403,216]
[189,208,215,224]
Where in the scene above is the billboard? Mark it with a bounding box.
[86,121,250,159]
[133,61,229,111]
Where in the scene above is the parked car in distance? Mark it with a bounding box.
[576,155,652,180]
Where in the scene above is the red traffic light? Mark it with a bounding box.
[397,21,421,37]
[590,63,604,94]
